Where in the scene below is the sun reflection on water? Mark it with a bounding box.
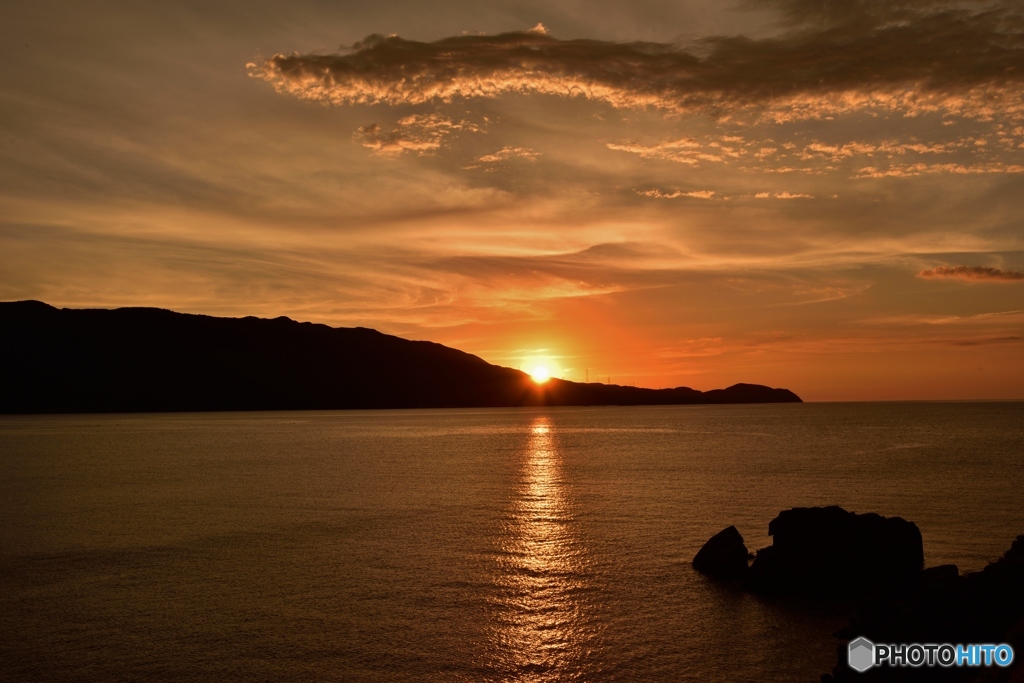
[488,417,594,681]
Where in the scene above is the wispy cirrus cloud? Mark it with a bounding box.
[943,335,1023,346]
[250,1,1024,123]
[918,265,1024,281]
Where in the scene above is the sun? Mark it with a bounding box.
[528,365,552,384]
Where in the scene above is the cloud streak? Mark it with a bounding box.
[755,191,813,199]
[607,138,733,165]
[640,189,716,199]
[352,114,480,155]
[474,146,540,163]
[251,1,1024,122]
[857,161,1024,178]
[918,265,1024,281]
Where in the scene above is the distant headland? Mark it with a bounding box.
[0,301,802,414]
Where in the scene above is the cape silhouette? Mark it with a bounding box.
[0,301,802,413]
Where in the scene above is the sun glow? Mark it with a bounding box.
[529,365,552,383]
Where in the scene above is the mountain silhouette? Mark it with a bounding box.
[0,301,801,413]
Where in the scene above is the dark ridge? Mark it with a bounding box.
[0,301,802,414]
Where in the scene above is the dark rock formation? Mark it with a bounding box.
[0,300,803,413]
[693,525,750,579]
[692,509,1024,680]
[746,506,923,596]
[823,535,1024,682]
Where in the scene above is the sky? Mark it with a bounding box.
[3,0,1024,400]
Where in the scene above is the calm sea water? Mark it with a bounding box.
[1,402,1022,682]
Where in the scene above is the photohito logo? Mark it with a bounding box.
[848,637,1014,672]
[848,638,875,673]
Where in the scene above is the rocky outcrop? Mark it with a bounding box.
[692,525,750,579]
[746,506,923,596]
[692,507,922,594]
[822,535,1024,682]
[695,509,1023,681]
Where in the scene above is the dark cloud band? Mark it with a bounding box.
[919,265,1024,281]
[250,1,1024,121]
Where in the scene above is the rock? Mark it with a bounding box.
[824,535,1024,682]
[915,564,960,594]
[745,506,923,596]
[693,525,750,579]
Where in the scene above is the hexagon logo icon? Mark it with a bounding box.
[848,637,875,672]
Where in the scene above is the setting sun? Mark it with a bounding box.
[528,366,552,383]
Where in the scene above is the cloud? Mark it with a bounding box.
[944,335,1023,346]
[474,146,540,163]
[800,139,963,161]
[608,134,754,169]
[866,310,1024,325]
[606,128,1020,177]
[607,138,731,165]
[918,265,1024,281]
[250,2,1024,123]
[857,162,1024,178]
[353,114,479,155]
[755,191,813,199]
[640,189,716,199]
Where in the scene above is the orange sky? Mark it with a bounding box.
[2,0,1024,400]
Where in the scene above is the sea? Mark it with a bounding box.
[1,402,1022,682]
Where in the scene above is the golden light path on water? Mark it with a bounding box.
[488,416,596,681]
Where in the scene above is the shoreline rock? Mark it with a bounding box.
[692,525,750,579]
[823,534,1024,681]
[693,508,1024,681]
[747,506,923,596]
[693,506,923,597]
